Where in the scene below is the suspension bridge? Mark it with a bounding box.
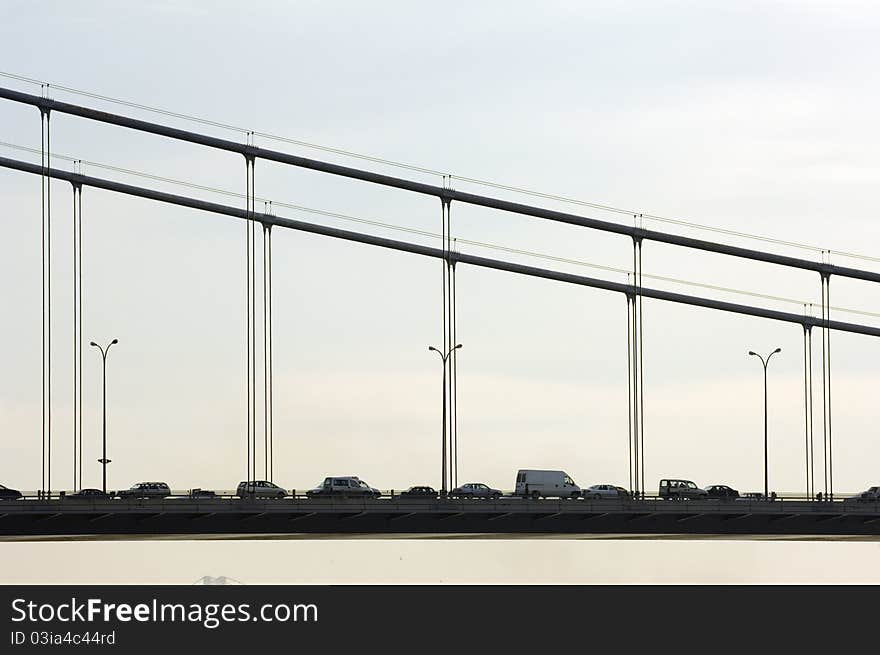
[1,77,879,538]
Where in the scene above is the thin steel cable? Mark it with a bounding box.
[630,241,640,496]
[5,140,880,322]
[638,241,646,497]
[821,276,828,498]
[803,324,809,499]
[267,224,274,483]
[72,186,77,490]
[827,276,833,500]
[452,260,458,489]
[245,159,251,488]
[77,186,83,491]
[46,110,51,497]
[626,292,633,495]
[40,111,46,497]
[6,70,880,265]
[262,223,268,481]
[807,325,814,498]
[440,194,447,492]
[443,197,455,486]
[251,156,257,485]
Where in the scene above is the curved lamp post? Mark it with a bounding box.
[749,347,781,498]
[429,343,462,497]
[90,339,118,493]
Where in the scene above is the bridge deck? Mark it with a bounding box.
[1,497,877,538]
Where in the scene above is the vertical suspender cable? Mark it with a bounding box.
[630,237,640,497]
[262,223,269,480]
[40,108,46,497]
[802,323,810,499]
[807,321,814,498]
[820,274,828,499]
[267,223,274,483]
[250,155,257,485]
[245,157,252,488]
[440,182,448,492]
[72,185,78,491]
[626,290,633,495]
[451,256,458,489]
[826,275,833,499]
[638,238,646,496]
[46,108,52,497]
[78,183,83,491]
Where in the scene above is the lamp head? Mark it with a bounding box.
[773,347,781,354]
[748,351,756,356]
[428,346,438,353]
[453,343,463,350]
[90,342,98,347]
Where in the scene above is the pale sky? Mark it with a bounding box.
[2,1,880,582]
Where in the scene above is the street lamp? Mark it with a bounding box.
[90,339,118,494]
[749,347,781,498]
[428,343,462,497]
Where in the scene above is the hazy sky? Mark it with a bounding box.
[2,1,880,582]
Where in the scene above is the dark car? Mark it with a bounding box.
[0,484,22,500]
[117,482,172,499]
[307,477,381,498]
[449,483,502,500]
[705,485,739,499]
[67,488,110,500]
[188,488,217,499]
[398,486,438,498]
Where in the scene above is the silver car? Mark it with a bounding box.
[117,482,171,499]
[450,483,502,500]
[306,477,381,498]
[583,484,629,500]
[658,479,708,500]
[236,480,287,499]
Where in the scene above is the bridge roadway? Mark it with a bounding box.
[1,496,879,539]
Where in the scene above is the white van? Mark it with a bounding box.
[515,470,581,499]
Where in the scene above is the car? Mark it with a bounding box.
[449,483,502,500]
[658,479,708,500]
[583,484,630,500]
[188,488,217,499]
[67,488,110,500]
[736,492,777,502]
[515,470,581,499]
[0,484,22,500]
[306,477,381,498]
[397,486,438,498]
[705,485,740,499]
[236,481,287,499]
[117,482,171,499]
[845,486,880,503]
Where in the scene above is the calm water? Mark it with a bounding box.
[1,537,878,584]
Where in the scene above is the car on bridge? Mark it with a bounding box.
[188,488,217,499]
[845,486,880,503]
[515,470,581,499]
[236,481,287,499]
[736,492,777,502]
[450,483,502,500]
[705,485,739,499]
[0,484,22,500]
[306,477,381,498]
[583,484,630,500]
[397,486,438,498]
[117,482,172,499]
[67,488,110,500]
[659,479,708,500]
